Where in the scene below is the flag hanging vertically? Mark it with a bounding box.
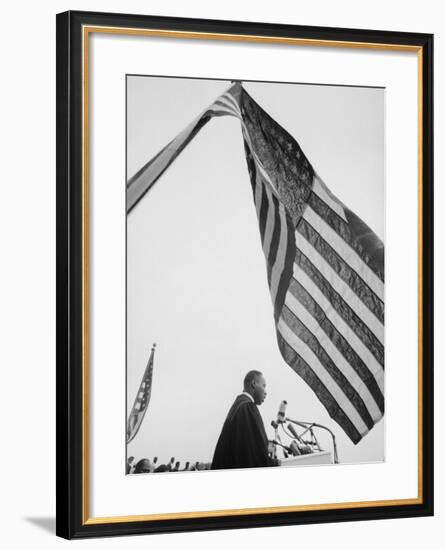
[127,343,156,444]
[127,82,384,444]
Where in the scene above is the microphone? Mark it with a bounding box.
[289,440,301,456]
[287,423,313,454]
[271,439,292,454]
[276,400,287,424]
[287,423,301,441]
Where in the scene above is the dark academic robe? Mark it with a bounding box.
[211,394,278,470]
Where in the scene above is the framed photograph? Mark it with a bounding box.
[56,10,434,539]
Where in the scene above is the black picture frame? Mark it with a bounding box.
[56,10,434,539]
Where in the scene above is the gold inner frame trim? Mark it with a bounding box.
[81,24,424,525]
[417,47,424,503]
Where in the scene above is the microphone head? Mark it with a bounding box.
[277,400,288,423]
[289,440,301,456]
[287,423,299,438]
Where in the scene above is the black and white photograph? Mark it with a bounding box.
[53,5,434,542]
[125,76,385,475]
[0,0,438,545]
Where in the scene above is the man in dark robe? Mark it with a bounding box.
[211,370,279,470]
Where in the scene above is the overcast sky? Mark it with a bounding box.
[126,76,385,470]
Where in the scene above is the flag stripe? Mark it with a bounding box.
[303,204,384,301]
[308,192,384,282]
[245,144,280,289]
[252,149,277,192]
[292,262,384,385]
[280,304,375,429]
[295,248,385,366]
[267,191,282,287]
[298,218,384,323]
[254,162,264,219]
[284,291,383,421]
[295,230,385,343]
[216,94,242,116]
[270,202,290,312]
[246,144,296,322]
[274,211,297,321]
[212,100,240,118]
[288,277,384,406]
[258,181,270,243]
[277,321,367,442]
[312,175,348,222]
[223,91,243,113]
[262,182,277,261]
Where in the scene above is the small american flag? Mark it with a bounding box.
[127,82,384,444]
[127,344,156,444]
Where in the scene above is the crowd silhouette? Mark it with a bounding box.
[127,456,211,474]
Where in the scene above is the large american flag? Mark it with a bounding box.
[127,344,156,444]
[127,83,384,444]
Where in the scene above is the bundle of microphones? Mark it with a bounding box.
[270,401,317,458]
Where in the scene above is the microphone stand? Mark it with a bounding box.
[285,417,339,464]
[270,439,291,457]
[270,421,280,460]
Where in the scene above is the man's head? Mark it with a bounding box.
[243,370,267,405]
[134,458,151,473]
